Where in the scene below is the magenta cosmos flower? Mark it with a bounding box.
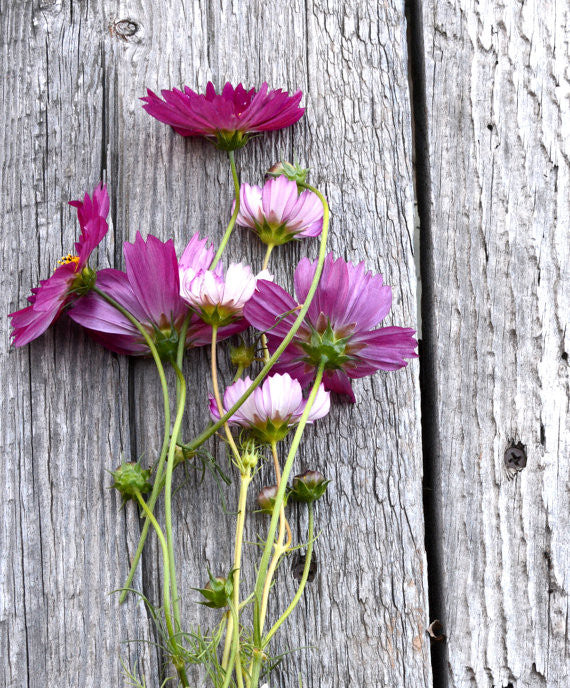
[180,261,272,328]
[141,82,304,151]
[236,175,323,245]
[69,233,244,358]
[244,254,418,402]
[209,373,330,443]
[9,184,109,347]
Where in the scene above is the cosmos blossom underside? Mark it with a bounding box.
[244,253,418,401]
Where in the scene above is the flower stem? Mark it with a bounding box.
[175,314,191,442]
[263,503,314,647]
[181,185,330,455]
[249,360,326,688]
[210,150,240,270]
[229,472,251,688]
[257,443,292,634]
[262,243,274,270]
[165,362,187,627]
[133,490,175,639]
[91,287,173,606]
[211,325,242,464]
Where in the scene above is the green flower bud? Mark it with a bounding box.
[195,570,233,608]
[289,470,329,503]
[230,340,256,370]
[266,160,308,186]
[257,485,287,514]
[241,438,260,470]
[110,462,152,500]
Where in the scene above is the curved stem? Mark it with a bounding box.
[165,362,187,628]
[220,605,240,688]
[175,314,191,442]
[211,326,242,464]
[134,491,174,640]
[181,184,329,455]
[264,503,314,647]
[210,150,240,270]
[92,287,173,606]
[249,361,326,688]
[230,473,250,688]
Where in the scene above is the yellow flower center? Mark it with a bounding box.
[57,254,80,269]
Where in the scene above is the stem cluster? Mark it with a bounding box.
[107,152,329,688]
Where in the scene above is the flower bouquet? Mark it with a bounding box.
[10,81,417,688]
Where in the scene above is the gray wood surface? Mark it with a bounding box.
[422,0,570,686]
[2,1,429,687]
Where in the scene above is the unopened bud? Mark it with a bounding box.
[195,570,233,609]
[257,485,287,514]
[230,340,256,370]
[241,438,260,470]
[266,160,308,186]
[110,462,152,500]
[289,470,329,503]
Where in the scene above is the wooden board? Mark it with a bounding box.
[421,0,570,685]
[2,1,429,687]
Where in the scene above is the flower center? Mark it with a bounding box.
[58,253,80,268]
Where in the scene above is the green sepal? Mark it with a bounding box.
[110,462,153,501]
[194,569,234,609]
[289,470,329,503]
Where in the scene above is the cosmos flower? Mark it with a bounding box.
[9,184,109,347]
[69,233,243,357]
[141,82,304,151]
[235,175,323,245]
[180,261,272,327]
[243,254,418,402]
[209,373,330,443]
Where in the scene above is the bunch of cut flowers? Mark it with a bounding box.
[10,81,417,688]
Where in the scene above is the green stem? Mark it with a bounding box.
[231,473,250,688]
[262,243,274,270]
[134,491,175,640]
[249,360,326,688]
[181,184,329,455]
[263,503,314,647]
[175,314,191,442]
[210,150,240,270]
[165,362,187,628]
[220,605,240,688]
[92,287,173,606]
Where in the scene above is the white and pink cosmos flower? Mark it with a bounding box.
[180,261,272,327]
[209,372,330,443]
[236,175,323,245]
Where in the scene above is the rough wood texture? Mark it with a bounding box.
[422,1,570,686]
[2,1,429,687]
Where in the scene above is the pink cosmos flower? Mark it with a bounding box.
[209,373,330,443]
[235,175,323,245]
[244,254,418,402]
[9,184,109,347]
[141,82,304,151]
[69,233,244,357]
[180,261,272,327]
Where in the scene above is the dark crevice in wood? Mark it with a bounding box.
[405,2,448,687]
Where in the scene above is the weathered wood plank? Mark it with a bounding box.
[2,0,429,686]
[1,3,159,687]
[422,0,570,685]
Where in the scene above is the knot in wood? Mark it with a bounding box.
[112,19,139,40]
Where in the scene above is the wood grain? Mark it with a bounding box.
[421,0,570,685]
[2,1,428,687]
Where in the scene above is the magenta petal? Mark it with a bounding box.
[124,233,185,327]
[323,369,356,402]
[69,183,110,266]
[243,280,300,337]
[350,327,418,372]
